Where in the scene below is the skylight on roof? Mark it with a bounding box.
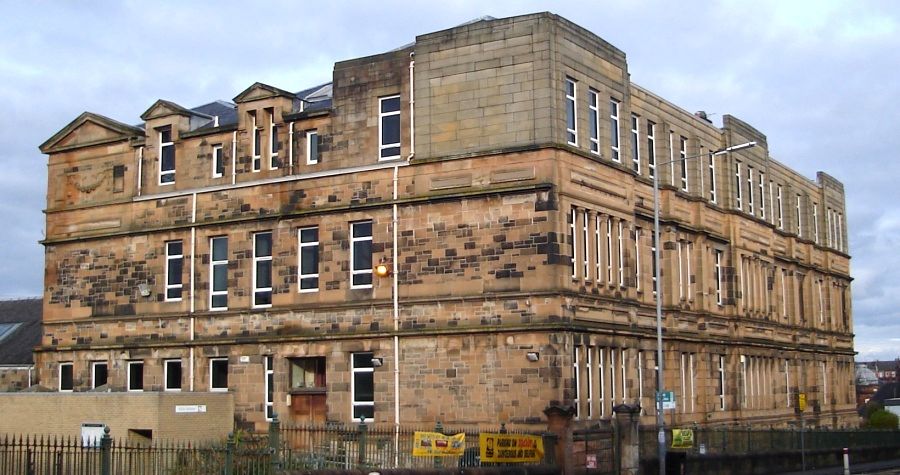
[0,322,21,342]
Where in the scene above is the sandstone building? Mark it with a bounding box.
[37,13,855,431]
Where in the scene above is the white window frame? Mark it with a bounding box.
[586,347,594,419]
[565,78,578,146]
[306,130,319,165]
[209,357,228,392]
[714,249,724,305]
[734,162,743,210]
[210,236,228,311]
[669,131,676,186]
[620,348,627,404]
[269,111,279,169]
[617,220,624,286]
[212,144,224,178]
[159,128,175,185]
[351,352,375,422]
[127,361,144,392]
[606,217,613,283]
[717,355,726,410]
[59,362,73,392]
[570,208,577,279]
[298,226,319,293]
[747,167,755,214]
[582,209,589,281]
[686,242,693,300]
[610,99,621,162]
[796,194,803,237]
[351,221,373,289]
[251,112,261,172]
[164,359,182,392]
[631,114,641,174]
[817,279,825,323]
[91,361,108,389]
[813,203,820,244]
[758,172,766,219]
[647,121,656,178]
[634,227,641,291]
[679,136,688,191]
[651,233,658,296]
[265,355,275,421]
[609,348,617,411]
[598,348,606,417]
[708,152,717,203]
[253,232,273,308]
[573,347,581,419]
[785,359,792,407]
[777,185,784,230]
[595,215,602,284]
[588,89,600,154]
[379,95,401,160]
[677,241,684,300]
[165,240,183,302]
[837,213,843,251]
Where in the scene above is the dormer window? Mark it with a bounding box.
[269,109,279,169]
[159,127,175,185]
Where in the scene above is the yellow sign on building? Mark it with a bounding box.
[412,431,466,457]
[479,433,544,463]
[671,429,694,449]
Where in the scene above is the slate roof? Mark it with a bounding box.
[0,298,41,366]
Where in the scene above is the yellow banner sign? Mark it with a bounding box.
[671,429,694,449]
[412,431,465,457]
[479,433,544,463]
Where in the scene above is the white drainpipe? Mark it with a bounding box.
[189,192,197,391]
[136,146,143,196]
[231,131,237,185]
[288,121,295,174]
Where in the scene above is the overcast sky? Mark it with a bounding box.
[2,1,897,361]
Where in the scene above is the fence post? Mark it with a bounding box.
[269,413,281,473]
[358,418,368,467]
[100,426,111,475]
[224,432,235,475]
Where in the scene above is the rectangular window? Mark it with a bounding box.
[351,221,373,288]
[817,279,825,323]
[299,226,319,292]
[634,228,641,291]
[837,213,843,251]
[631,115,641,173]
[570,208,577,279]
[164,359,182,391]
[306,130,319,165]
[826,208,833,247]
[796,194,803,237]
[113,165,125,193]
[127,361,144,392]
[747,167,755,214]
[813,203,820,244]
[251,112,261,172]
[210,237,228,310]
[573,348,581,419]
[588,89,599,154]
[609,348,617,412]
[647,121,656,178]
[610,99,620,162]
[734,162,743,210]
[351,352,375,421]
[679,136,688,191]
[617,221,624,285]
[92,362,108,389]
[212,144,224,178]
[714,249,724,305]
[265,355,275,420]
[597,349,606,417]
[59,362,73,392]
[759,172,766,219]
[565,78,577,146]
[708,153,717,203]
[165,240,183,301]
[269,111,279,169]
[686,242,693,300]
[253,232,273,307]
[159,127,175,185]
[717,355,726,410]
[606,218,613,282]
[379,95,401,160]
[290,357,326,389]
[785,359,792,407]
[777,185,784,229]
[677,242,684,301]
[669,132,676,186]
[210,358,228,392]
[585,348,593,419]
[582,210,589,281]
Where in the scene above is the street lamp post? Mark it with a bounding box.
[652,141,755,475]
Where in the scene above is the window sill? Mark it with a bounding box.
[289,387,326,395]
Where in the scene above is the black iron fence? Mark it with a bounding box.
[0,418,555,474]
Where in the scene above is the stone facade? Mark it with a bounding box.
[37,13,855,432]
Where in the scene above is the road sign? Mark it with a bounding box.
[657,390,676,410]
[797,392,807,412]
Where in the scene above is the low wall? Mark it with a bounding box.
[0,391,234,441]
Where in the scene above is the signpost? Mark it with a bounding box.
[657,391,676,410]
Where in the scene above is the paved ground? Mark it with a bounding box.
[781,458,900,475]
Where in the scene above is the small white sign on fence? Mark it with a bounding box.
[81,423,104,448]
[175,405,207,414]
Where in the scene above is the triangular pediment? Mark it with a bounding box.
[233,82,296,104]
[140,99,195,121]
[40,112,144,154]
